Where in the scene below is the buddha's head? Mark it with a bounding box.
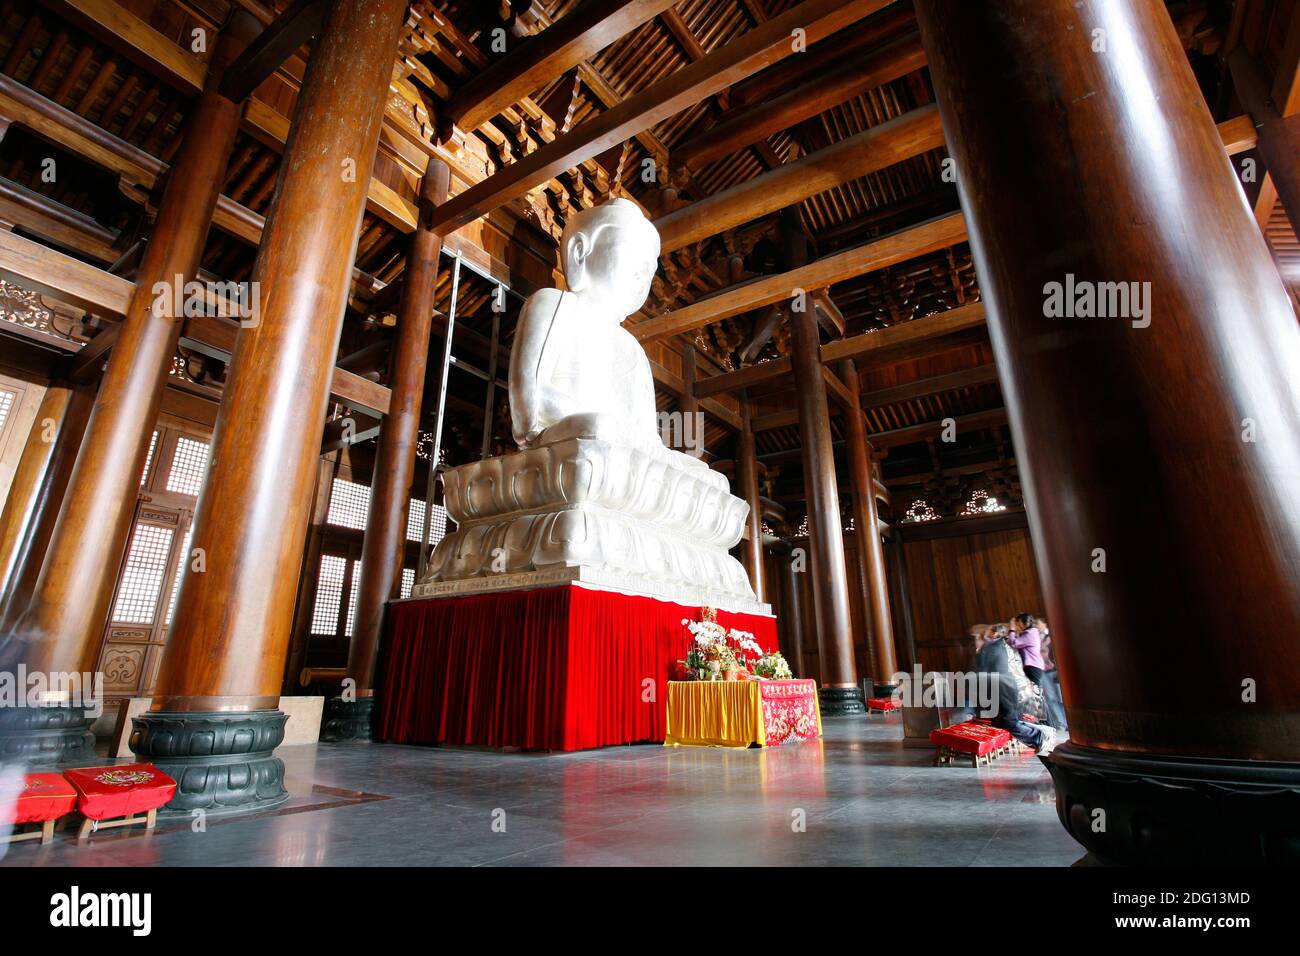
[562,198,661,317]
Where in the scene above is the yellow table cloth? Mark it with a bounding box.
[664,679,822,748]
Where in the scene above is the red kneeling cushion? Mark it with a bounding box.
[867,697,900,710]
[63,764,177,820]
[930,722,1012,756]
[3,772,77,825]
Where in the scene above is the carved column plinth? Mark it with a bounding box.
[1043,742,1300,866]
[320,696,374,743]
[870,682,899,698]
[818,685,865,717]
[0,703,95,765]
[129,709,288,816]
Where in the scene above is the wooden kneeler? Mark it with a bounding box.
[62,764,176,840]
[76,808,158,839]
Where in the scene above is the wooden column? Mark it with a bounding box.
[784,205,861,714]
[334,160,451,737]
[917,0,1300,864]
[3,13,257,768]
[0,384,92,634]
[131,0,409,815]
[779,547,806,679]
[838,359,898,690]
[737,394,765,602]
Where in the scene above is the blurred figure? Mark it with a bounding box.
[1036,617,1069,732]
[1007,612,1045,686]
[974,625,1056,755]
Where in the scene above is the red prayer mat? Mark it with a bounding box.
[62,764,177,820]
[3,772,77,825]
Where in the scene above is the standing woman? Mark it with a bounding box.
[1007,612,1046,685]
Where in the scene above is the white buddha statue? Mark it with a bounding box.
[417,198,762,612]
[509,198,712,478]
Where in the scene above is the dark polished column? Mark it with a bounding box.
[326,160,451,742]
[779,546,806,678]
[737,395,766,602]
[1,13,257,766]
[917,0,1300,864]
[131,0,409,815]
[785,210,862,715]
[838,359,898,693]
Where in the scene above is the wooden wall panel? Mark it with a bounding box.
[900,523,1045,672]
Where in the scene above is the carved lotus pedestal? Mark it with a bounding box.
[414,437,769,615]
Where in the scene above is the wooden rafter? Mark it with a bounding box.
[443,0,678,134]
[427,0,895,236]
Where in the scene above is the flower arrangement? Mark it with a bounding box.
[678,607,768,681]
[751,652,793,680]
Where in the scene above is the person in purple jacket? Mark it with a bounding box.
[1007,612,1046,686]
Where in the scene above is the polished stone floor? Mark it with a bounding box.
[2,715,1087,866]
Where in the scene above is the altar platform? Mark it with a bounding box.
[374,585,777,752]
[665,679,822,748]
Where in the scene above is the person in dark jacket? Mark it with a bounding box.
[975,629,1057,754]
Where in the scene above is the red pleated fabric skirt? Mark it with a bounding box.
[375,585,777,751]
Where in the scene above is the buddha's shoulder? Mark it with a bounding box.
[521,287,574,322]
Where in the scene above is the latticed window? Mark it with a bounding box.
[310,554,347,636]
[406,498,450,545]
[165,523,194,626]
[904,499,939,523]
[140,431,158,487]
[0,388,15,435]
[111,524,175,624]
[327,478,371,530]
[400,567,415,600]
[165,436,210,496]
[961,489,1007,516]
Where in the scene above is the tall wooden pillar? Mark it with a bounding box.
[779,547,805,679]
[838,359,898,691]
[784,206,862,715]
[0,384,93,634]
[326,160,452,741]
[917,0,1300,864]
[737,394,766,602]
[130,0,409,815]
[0,13,257,766]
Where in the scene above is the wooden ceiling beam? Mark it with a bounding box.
[0,230,389,414]
[218,0,329,104]
[858,361,999,409]
[445,0,678,134]
[673,31,926,173]
[658,106,1252,257]
[427,0,894,236]
[728,3,915,109]
[0,176,122,263]
[637,211,969,341]
[659,105,946,253]
[51,0,207,95]
[821,300,987,364]
[870,407,1007,448]
[0,228,132,314]
[693,299,988,398]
